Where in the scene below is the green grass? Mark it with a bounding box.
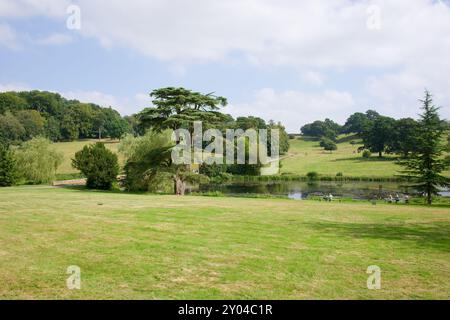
[53,139,123,174]
[0,186,449,299]
[281,136,449,178]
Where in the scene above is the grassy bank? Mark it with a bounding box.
[0,186,448,299]
[280,137,402,178]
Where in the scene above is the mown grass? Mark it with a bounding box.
[0,186,448,299]
[53,139,123,174]
[280,137,403,178]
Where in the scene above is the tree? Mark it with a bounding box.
[121,130,208,195]
[15,137,63,184]
[0,92,27,114]
[15,110,45,140]
[362,116,396,157]
[389,118,419,157]
[342,112,370,135]
[268,120,290,155]
[300,119,341,140]
[320,138,337,153]
[0,144,19,187]
[398,91,449,205]
[72,142,119,190]
[0,112,25,143]
[138,87,228,133]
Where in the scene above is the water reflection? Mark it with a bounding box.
[194,181,449,200]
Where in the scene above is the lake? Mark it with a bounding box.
[192,180,450,200]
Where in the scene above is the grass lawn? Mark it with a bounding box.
[0,186,448,299]
[280,137,402,178]
[53,139,123,175]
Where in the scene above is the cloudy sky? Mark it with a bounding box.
[0,0,449,132]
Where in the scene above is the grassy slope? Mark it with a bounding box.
[282,137,403,178]
[0,186,448,299]
[53,139,123,174]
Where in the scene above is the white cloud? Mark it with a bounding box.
[0,0,69,18]
[35,33,72,46]
[62,90,118,108]
[301,71,326,86]
[0,23,18,49]
[1,0,449,124]
[225,88,355,132]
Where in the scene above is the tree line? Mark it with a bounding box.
[301,107,449,158]
[0,91,130,144]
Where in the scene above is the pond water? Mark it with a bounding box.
[192,180,450,200]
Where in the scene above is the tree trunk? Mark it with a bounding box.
[174,176,186,195]
[378,151,382,158]
[427,185,432,205]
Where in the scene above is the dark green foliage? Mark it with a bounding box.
[361,115,396,157]
[0,91,128,143]
[72,143,119,190]
[320,138,337,152]
[15,110,45,139]
[389,118,419,157]
[362,149,371,158]
[0,112,25,143]
[301,119,341,140]
[138,87,228,132]
[306,171,319,181]
[0,144,19,187]
[398,91,449,205]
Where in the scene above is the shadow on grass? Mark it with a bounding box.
[332,156,399,163]
[305,221,450,252]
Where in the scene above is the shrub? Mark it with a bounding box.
[15,137,63,184]
[72,142,119,190]
[0,144,19,186]
[320,138,337,152]
[362,149,371,158]
[336,172,344,177]
[306,171,319,181]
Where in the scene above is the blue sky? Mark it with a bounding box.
[1,0,449,132]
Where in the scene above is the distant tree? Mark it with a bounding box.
[72,142,119,190]
[0,92,27,114]
[15,137,63,184]
[0,112,25,143]
[0,144,19,187]
[138,87,228,133]
[124,115,144,136]
[268,120,290,155]
[398,91,449,205]
[320,138,337,153]
[389,118,419,157]
[342,112,370,135]
[60,111,79,141]
[301,119,341,140]
[235,116,267,130]
[15,110,45,140]
[44,116,61,141]
[362,116,396,157]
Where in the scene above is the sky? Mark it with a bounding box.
[0,0,449,132]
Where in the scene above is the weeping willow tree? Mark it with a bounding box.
[120,130,208,195]
[15,137,63,184]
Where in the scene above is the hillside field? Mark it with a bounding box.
[53,136,449,179]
